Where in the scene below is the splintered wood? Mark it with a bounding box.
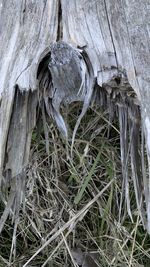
[0,0,150,232]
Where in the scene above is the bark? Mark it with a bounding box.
[0,0,150,231]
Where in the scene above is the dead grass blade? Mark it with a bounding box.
[23,179,114,266]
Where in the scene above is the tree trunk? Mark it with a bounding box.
[0,0,150,231]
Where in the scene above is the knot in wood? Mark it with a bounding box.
[49,41,79,67]
[48,41,84,106]
[43,41,94,142]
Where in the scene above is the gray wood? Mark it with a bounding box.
[0,0,58,177]
[0,0,150,231]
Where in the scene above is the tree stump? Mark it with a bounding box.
[0,0,150,232]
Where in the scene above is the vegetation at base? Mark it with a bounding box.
[0,103,150,267]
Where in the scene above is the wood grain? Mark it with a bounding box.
[0,0,150,231]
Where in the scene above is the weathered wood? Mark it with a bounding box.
[61,0,150,230]
[0,0,58,177]
[62,0,150,150]
[0,0,150,232]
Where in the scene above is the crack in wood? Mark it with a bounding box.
[103,0,118,68]
[56,0,63,41]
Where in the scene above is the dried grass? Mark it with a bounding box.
[0,103,150,267]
